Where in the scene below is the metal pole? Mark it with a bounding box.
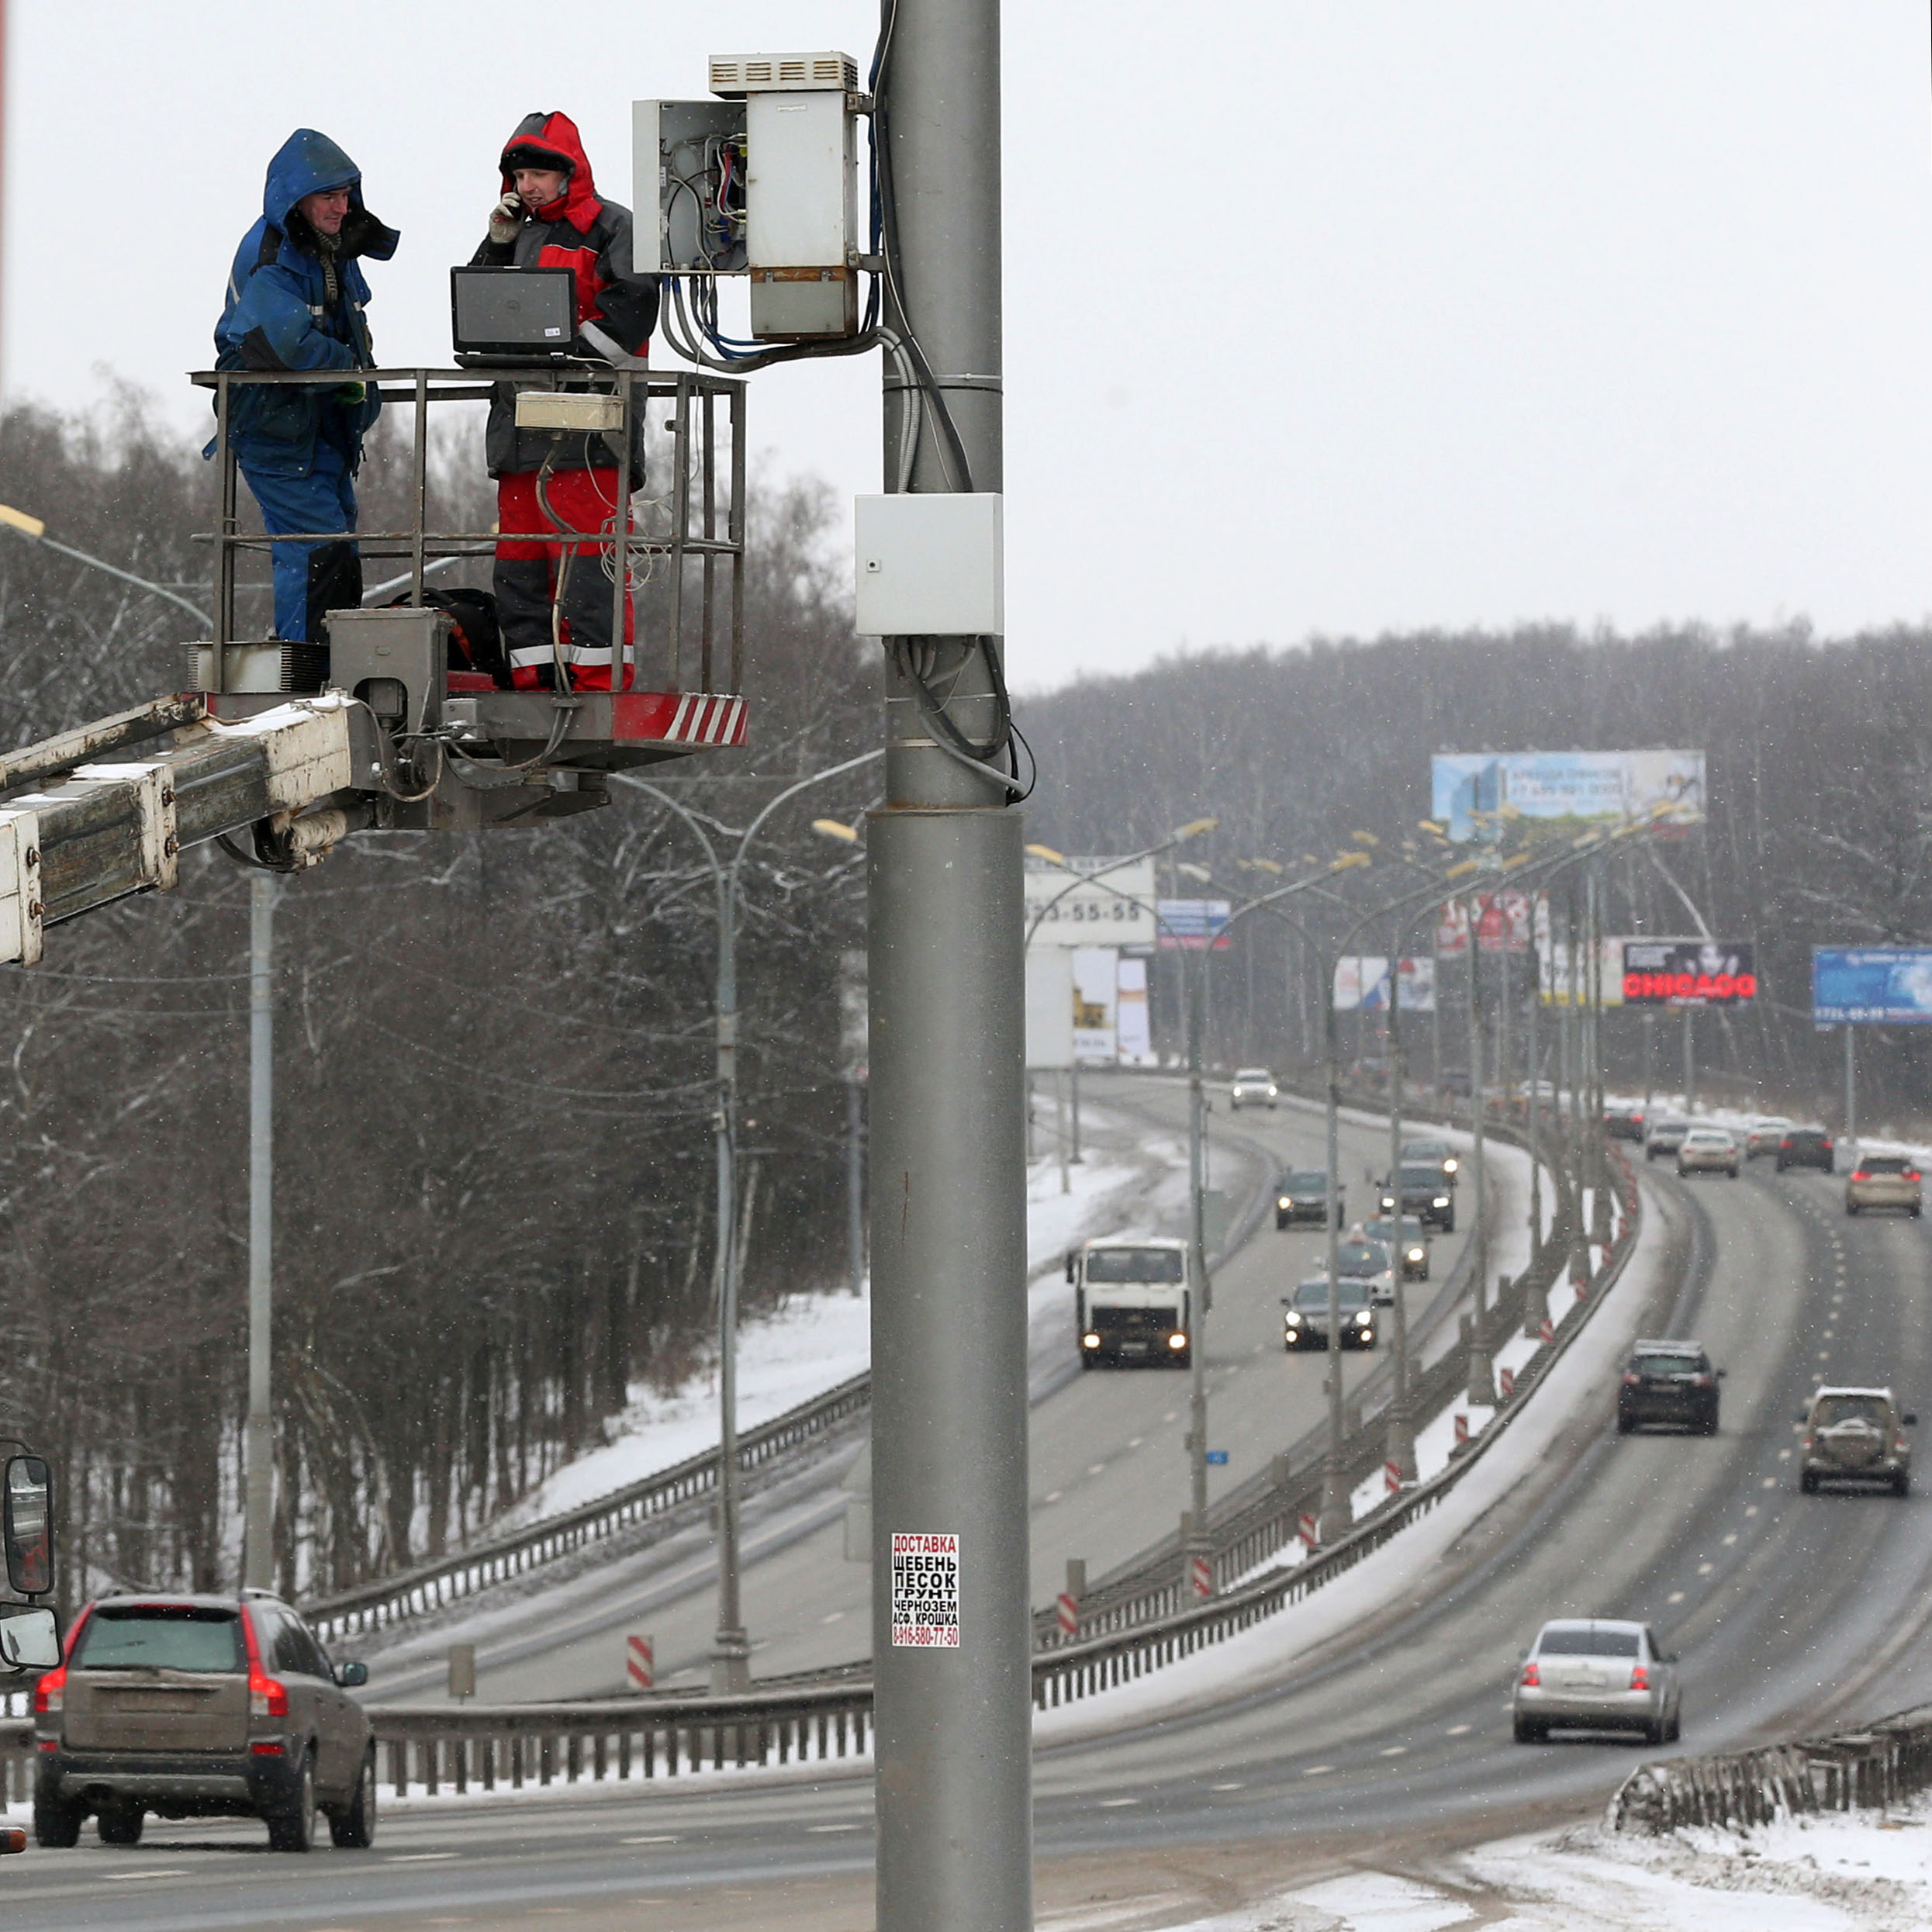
[1465,895,1495,1407]
[1682,1007,1695,1114]
[1184,942,1212,1568]
[848,1075,866,1298]
[1641,1011,1654,1128]
[1844,1025,1857,1153]
[1070,1058,1081,1163]
[1522,915,1550,1339]
[1056,1070,1070,1195]
[1319,973,1352,1539]
[1384,928,1415,1485]
[710,846,749,1693]
[243,872,276,1591]
[871,0,1029,1920]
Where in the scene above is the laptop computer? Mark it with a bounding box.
[451,265,579,363]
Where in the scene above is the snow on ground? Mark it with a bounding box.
[489,1102,1183,1531]
[1131,1798,1932,1930]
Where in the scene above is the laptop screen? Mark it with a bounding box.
[450,266,578,355]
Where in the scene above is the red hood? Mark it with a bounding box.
[499,110,601,228]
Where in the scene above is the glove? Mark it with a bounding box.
[333,380,367,406]
[489,192,524,246]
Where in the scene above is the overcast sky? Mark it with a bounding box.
[11,2,1931,693]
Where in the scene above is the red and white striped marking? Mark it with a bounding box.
[663,693,748,747]
[1499,1366,1516,1400]
[1539,1315,1555,1344]
[625,1633,654,1691]
[1384,1460,1404,1495]
[1453,1413,1470,1447]
[1188,1554,1214,1599]
[1055,1592,1079,1637]
[1297,1512,1319,1550]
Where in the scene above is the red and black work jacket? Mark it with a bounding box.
[470,110,658,478]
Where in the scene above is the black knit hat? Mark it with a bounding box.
[503,143,572,177]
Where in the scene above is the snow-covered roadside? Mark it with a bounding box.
[488,1101,1187,1531]
[1125,1796,1932,1930]
[1034,1153,1664,1744]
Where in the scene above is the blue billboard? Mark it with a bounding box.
[1430,750,1706,844]
[1812,947,1932,1025]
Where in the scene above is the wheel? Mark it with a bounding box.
[1702,1409,1719,1436]
[1079,1354,1094,1371]
[1847,1201,1859,1216]
[1801,1468,1820,1495]
[1894,1471,1910,1498]
[330,1744,378,1849]
[33,1795,82,1849]
[267,1752,317,1853]
[1616,1413,1634,1436]
[1512,1716,1546,1744]
[96,1801,143,1846]
[1666,1707,1681,1744]
[1170,1350,1191,1370]
[1643,1719,1666,1747]
[1914,1206,1923,1219]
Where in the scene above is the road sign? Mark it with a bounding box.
[1204,1449,1229,1466]
[1156,897,1232,951]
[1187,1553,1214,1598]
[1297,1512,1319,1550]
[626,1633,654,1690]
[1054,1592,1078,1637]
[1813,946,1932,1025]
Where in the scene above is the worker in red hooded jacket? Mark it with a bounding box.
[470,112,658,691]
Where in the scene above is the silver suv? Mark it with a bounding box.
[34,1592,375,1851]
[1513,1618,1681,1745]
[1799,1387,1916,1495]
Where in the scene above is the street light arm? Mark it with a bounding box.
[0,513,215,630]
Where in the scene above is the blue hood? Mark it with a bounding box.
[262,129,397,261]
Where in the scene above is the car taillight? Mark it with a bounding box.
[33,1664,64,1716]
[1907,1172,1922,1183]
[1519,1660,1540,1687]
[1630,1664,1650,1692]
[1781,1139,1792,1149]
[1852,1170,1869,1182]
[1694,1374,1712,1388]
[250,1668,289,1720]
[1623,1372,1640,1385]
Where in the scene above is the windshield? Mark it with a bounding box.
[1336,1242,1388,1274]
[1397,1166,1443,1188]
[1861,1156,1910,1173]
[1234,1069,1273,1081]
[77,1605,246,1673]
[1083,1247,1185,1284]
[1294,1280,1371,1312]
[1633,1353,1702,1377]
[1815,1395,1888,1427]
[1537,1626,1640,1657]
[1280,1173,1328,1193]
[1401,1142,1449,1160]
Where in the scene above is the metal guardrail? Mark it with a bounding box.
[301,1371,871,1643]
[1610,1705,1932,1833]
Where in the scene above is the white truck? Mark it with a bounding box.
[1066,1238,1194,1370]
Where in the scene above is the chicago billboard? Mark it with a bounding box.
[1621,938,1756,1007]
[1812,947,1932,1025]
[1431,750,1706,844]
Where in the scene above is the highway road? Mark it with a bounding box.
[365,1078,1495,1702]
[22,1147,1932,1929]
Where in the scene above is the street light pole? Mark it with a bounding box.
[1383,914,1415,1485]
[624,752,881,1695]
[243,871,277,1591]
[1464,887,1495,1408]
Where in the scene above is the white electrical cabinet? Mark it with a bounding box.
[634,53,863,340]
[854,494,1005,638]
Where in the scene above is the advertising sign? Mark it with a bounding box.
[1621,938,1757,1007]
[1431,750,1706,844]
[1070,948,1118,1062]
[1023,855,1156,947]
[890,1530,959,1649]
[1116,957,1153,1065]
[1812,947,1932,1025]
[1332,956,1436,1012]
[1538,936,1628,1007]
[1024,948,1073,1070]
[1435,892,1534,957]
[1156,898,1232,951]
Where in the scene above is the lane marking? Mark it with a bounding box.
[1378,1745,1407,1756]
[1779,1450,1793,1460]
[1668,1591,1685,1603]
[1446,1724,1471,1736]
[807,1823,859,1833]
[387,1852,461,1863]
[1745,1505,1759,1516]
[106,1869,194,1882]
[1045,1491,1063,1504]
[1302,1764,1333,1776]
[1128,1437,1144,1448]
[1097,1797,1139,1807]
[821,1609,845,1624]
[622,1834,679,1844]
[1722,1533,1738,1546]
[1163,1412,1178,1422]
[1087,1464,1106,1476]
[1211,1782,1243,1791]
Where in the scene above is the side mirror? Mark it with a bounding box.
[1906,1413,1920,1428]
[1716,1369,1728,1381]
[3,1457,52,1597]
[334,1659,369,1688]
[0,1605,60,1672]
[1795,1412,1808,1425]
[1666,1652,1681,1665]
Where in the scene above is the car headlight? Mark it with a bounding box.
[1285,1312,1302,1326]
[1167,1332,1187,1350]
[1081,1332,1101,1348]
[1278,1198,1292,1210]
[1353,1310,1372,1325]
[1443,1158,1458,1173]
[1433,1197,1450,1208]
[1408,1246,1425,1262]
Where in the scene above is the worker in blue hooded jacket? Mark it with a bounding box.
[212,130,397,643]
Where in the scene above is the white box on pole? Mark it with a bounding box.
[1025,948,1074,1070]
[854,494,1004,636]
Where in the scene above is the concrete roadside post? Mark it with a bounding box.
[1522,923,1550,1339]
[1464,890,1495,1407]
[448,1643,476,1702]
[868,0,1032,1926]
[243,870,276,1592]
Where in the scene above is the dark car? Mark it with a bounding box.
[1276,1170,1342,1229]
[1603,1103,1646,1142]
[1400,1137,1460,1186]
[1616,1340,1723,1435]
[1777,1125,1835,1173]
[34,1592,375,1851]
[1378,1163,1456,1233]
[1283,1276,1377,1351]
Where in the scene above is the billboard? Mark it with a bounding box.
[1116,957,1153,1064]
[1156,898,1232,951]
[1070,948,1118,1062]
[1432,750,1706,844]
[1538,935,1628,1007]
[1332,956,1436,1012]
[1024,949,1073,1070]
[1024,855,1156,947]
[1621,938,1756,1007]
[1436,891,1534,957]
[1812,947,1932,1026]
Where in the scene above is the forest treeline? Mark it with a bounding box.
[1015,625,1932,1128]
[0,392,875,1608]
